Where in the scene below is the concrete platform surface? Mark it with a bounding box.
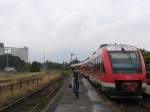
[146,85,150,95]
[54,78,112,112]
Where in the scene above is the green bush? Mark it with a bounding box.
[146,62,150,79]
[30,61,41,72]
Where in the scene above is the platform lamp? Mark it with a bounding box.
[5,49,9,68]
[70,53,75,64]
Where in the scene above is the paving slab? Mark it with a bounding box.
[54,78,112,112]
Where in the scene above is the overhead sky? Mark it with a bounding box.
[0,0,150,62]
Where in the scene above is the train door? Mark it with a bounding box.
[94,57,99,80]
[99,56,106,81]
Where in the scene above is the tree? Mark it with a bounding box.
[30,61,41,72]
[42,61,69,70]
[70,58,80,65]
[24,63,31,71]
[140,49,150,78]
[140,49,150,64]
[0,54,25,71]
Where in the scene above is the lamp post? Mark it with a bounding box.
[5,49,9,68]
[70,53,75,64]
[43,52,46,72]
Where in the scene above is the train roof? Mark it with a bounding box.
[82,44,139,63]
[70,63,83,67]
[100,44,138,52]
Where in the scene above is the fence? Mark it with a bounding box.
[0,76,44,96]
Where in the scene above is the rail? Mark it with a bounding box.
[0,76,66,112]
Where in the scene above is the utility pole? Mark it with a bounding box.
[6,49,9,68]
[70,53,75,64]
[43,52,46,72]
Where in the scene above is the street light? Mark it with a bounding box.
[5,49,9,68]
[43,52,46,72]
[70,53,75,64]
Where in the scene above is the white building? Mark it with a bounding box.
[11,47,28,62]
[0,43,29,62]
[0,47,5,55]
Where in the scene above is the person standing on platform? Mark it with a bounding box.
[71,68,80,98]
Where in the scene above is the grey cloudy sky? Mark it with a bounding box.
[0,0,150,62]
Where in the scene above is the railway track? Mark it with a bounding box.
[0,76,67,112]
[99,90,150,112]
[86,79,150,112]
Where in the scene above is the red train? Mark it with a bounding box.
[71,44,147,98]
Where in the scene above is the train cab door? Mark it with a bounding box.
[100,61,106,79]
[98,56,106,81]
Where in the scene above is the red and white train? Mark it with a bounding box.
[71,44,147,98]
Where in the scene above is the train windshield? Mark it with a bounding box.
[109,51,141,73]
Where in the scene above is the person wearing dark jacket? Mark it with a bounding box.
[72,69,79,98]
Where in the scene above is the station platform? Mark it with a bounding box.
[145,85,150,95]
[54,78,112,112]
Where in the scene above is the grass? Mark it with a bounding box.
[50,69,70,76]
[0,69,70,108]
[0,71,46,85]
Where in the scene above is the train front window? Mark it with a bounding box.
[109,51,141,73]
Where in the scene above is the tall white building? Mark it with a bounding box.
[0,43,5,55]
[11,47,28,62]
[0,43,29,62]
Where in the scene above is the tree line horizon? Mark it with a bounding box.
[0,49,150,77]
